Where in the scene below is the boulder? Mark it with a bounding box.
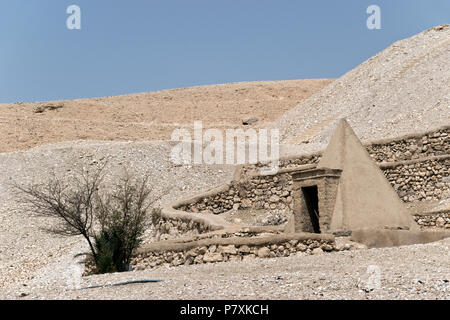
[257,247,271,258]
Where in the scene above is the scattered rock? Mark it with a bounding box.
[203,252,223,263]
[33,104,64,113]
[257,247,271,258]
[239,245,251,253]
[436,217,446,228]
[242,117,259,125]
[219,245,237,255]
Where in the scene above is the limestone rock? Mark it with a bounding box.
[239,245,251,253]
[203,252,223,263]
[257,247,270,258]
[219,245,237,255]
[242,117,259,125]
[436,217,445,228]
[296,243,308,252]
[269,195,280,203]
[241,199,252,208]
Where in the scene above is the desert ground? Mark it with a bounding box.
[0,25,449,300]
[0,79,331,153]
[9,237,450,300]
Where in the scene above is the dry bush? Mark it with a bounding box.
[15,165,158,273]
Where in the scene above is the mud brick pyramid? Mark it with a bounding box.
[317,119,418,232]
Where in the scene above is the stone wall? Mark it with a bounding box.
[177,156,449,218]
[242,153,320,177]
[177,173,295,219]
[414,212,450,229]
[382,157,450,202]
[132,238,337,270]
[367,127,449,163]
[150,216,212,241]
[242,126,449,175]
[172,125,449,227]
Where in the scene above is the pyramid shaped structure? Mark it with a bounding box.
[317,119,418,232]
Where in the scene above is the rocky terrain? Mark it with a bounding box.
[271,25,450,154]
[0,140,235,296]
[9,237,450,300]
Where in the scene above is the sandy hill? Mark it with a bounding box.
[0,79,332,153]
[271,25,450,154]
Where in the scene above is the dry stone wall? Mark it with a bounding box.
[177,157,448,217]
[151,216,212,241]
[382,157,450,202]
[171,126,449,228]
[177,173,295,220]
[132,238,337,270]
[414,212,450,229]
[242,153,320,177]
[242,127,449,175]
[367,127,449,163]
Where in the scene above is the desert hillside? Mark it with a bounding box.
[271,25,450,153]
[0,79,332,153]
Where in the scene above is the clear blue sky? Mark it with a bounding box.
[0,0,448,103]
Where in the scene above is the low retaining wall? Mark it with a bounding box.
[151,215,213,241]
[241,153,321,177]
[177,171,297,217]
[158,125,449,234]
[414,211,450,229]
[367,126,450,163]
[382,156,450,202]
[243,126,449,175]
[132,233,336,270]
[173,156,449,220]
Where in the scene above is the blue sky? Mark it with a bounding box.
[0,0,448,103]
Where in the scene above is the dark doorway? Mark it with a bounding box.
[301,186,320,233]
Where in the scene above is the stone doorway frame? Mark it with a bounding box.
[292,168,342,234]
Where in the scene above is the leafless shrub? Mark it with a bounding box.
[15,165,158,273]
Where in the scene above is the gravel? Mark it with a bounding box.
[0,140,235,299]
[9,237,450,300]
